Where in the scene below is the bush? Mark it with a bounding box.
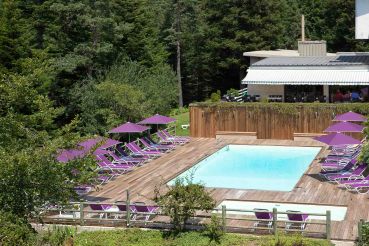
[226,88,239,96]
[210,90,221,102]
[154,175,215,232]
[360,222,369,246]
[204,214,224,244]
[170,106,189,116]
[261,233,332,246]
[38,226,76,246]
[0,212,36,246]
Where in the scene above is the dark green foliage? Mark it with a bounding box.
[0,212,36,246]
[154,176,215,232]
[72,59,177,134]
[360,223,369,246]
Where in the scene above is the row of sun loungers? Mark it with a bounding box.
[89,202,159,221]
[76,131,190,195]
[319,144,369,194]
[253,209,309,231]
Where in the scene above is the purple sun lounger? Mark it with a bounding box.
[320,160,356,177]
[116,145,151,160]
[131,202,159,221]
[339,174,369,187]
[126,142,162,157]
[139,138,174,152]
[108,151,145,165]
[157,131,186,145]
[285,211,309,231]
[116,203,137,219]
[96,154,137,167]
[345,183,369,193]
[89,203,117,219]
[327,163,366,183]
[74,185,93,196]
[162,130,190,142]
[96,161,133,174]
[253,209,273,230]
[320,158,352,171]
[325,151,360,162]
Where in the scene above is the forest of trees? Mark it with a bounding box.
[1,0,369,243]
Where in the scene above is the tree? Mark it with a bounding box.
[154,176,215,232]
[0,0,31,73]
[72,59,177,135]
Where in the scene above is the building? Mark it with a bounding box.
[242,41,369,102]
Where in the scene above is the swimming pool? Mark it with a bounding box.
[169,145,321,191]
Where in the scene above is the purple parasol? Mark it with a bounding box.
[314,132,362,146]
[333,111,366,122]
[324,121,365,133]
[138,114,176,125]
[93,148,110,156]
[99,139,122,149]
[57,149,86,163]
[78,137,104,151]
[108,122,149,133]
[108,122,150,141]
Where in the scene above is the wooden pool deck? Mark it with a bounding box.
[88,137,368,241]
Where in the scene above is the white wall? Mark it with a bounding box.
[356,0,369,39]
[247,85,284,100]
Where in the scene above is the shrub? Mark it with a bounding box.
[0,212,36,246]
[360,222,369,246]
[226,88,239,96]
[210,90,221,102]
[204,214,224,244]
[38,226,76,246]
[154,175,215,232]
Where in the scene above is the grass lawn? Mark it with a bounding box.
[171,111,190,136]
[73,229,332,246]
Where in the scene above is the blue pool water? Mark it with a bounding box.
[169,145,321,191]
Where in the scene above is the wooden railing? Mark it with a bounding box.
[189,104,366,139]
[38,192,332,240]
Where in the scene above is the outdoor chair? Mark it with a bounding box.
[326,163,366,183]
[139,137,175,152]
[116,203,137,220]
[253,209,273,231]
[108,151,145,165]
[115,145,151,160]
[285,210,309,231]
[89,203,118,219]
[126,142,162,157]
[131,202,159,221]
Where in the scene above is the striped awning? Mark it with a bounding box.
[242,69,369,85]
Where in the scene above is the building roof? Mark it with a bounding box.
[252,55,369,67]
[243,50,300,58]
[242,69,369,85]
[243,49,336,58]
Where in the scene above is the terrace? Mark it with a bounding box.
[41,108,369,243]
[72,137,367,241]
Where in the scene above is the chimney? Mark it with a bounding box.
[298,40,327,56]
[298,15,327,56]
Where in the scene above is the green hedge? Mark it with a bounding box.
[190,102,369,115]
[73,229,332,246]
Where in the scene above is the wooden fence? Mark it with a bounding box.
[190,103,366,139]
[38,199,332,239]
